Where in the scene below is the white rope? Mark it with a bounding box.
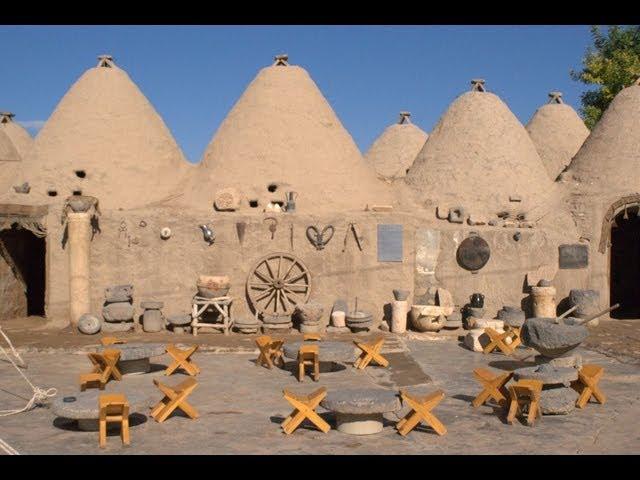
[0,326,26,368]
[0,437,20,455]
[0,327,57,417]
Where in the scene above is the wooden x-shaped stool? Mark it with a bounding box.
[483,328,515,356]
[506,379,543,426]
[472,368,513,408]
[354,337,389,370]
[100,336,127,346]
[504,326,522,350]
[150,377,199,423]
[281,387,330,434]
[397,389,447,436]
[303,333,323,342]
[80,349,122,391]
[165,344,200,376]
[574,364,606,408]
[255,335,284,369]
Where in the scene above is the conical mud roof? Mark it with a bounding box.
[184,55,393,212]
[526,92,589,180]
[2,55,189,209]
[405,80,554,214]
[0,112,33,160]
[0,129,21,195]
[566,79,640,197]
[364,112,428,180]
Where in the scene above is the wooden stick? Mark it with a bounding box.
[553,305,578,324]
[574,304,620,326]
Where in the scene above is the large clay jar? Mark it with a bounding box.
[409,305,446,332]
[530,286,556,318]
[197,275,230,298]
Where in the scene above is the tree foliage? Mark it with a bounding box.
[571,25,640,129]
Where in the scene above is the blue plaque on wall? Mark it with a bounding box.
[377,224,403,262]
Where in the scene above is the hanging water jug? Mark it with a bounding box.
[285,191,298,212]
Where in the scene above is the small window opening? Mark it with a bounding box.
[272,201,284,208]
[249,200,259,208]
[47,190,58,197]
[267,184,278,193]
[75,170,86,179]
[73,190,82,196]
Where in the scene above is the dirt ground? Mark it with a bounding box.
[0,317,639,455]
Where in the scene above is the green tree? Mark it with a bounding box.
[571,25,640,129]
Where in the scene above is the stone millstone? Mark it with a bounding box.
[105,284,133,303]
[77,314,101,335]
[539,388,579,415]
[167,314,192,326]
[283,341,356,362]
[513,364,578,386]
[140,301,164,310]
[100,342,166,361]
[102,302,135,322]
[294,302,324,324]
[262,315,292,325]
[102,321,134,333]
[300,323,323,334]
[346,311,373,323]
[321,388,400,414]
[234,317,260,327]
[521,317,589,358]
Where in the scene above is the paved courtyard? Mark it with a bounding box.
[1,333,639,455]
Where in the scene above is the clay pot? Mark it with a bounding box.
[197,275,230,298]
[409,305,446,332]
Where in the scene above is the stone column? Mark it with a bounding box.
[391,300,408,333]
[67,212,91,326]
[531,286,557,318]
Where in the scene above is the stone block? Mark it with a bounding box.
[214,187,241,211]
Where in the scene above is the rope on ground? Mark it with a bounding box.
[0,328,57,417]
[0,326,26,369]
[0,437,20,455]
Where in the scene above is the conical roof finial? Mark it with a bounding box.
[0,112,15,124]
[274,54,289,66]
[97,55,115,68]
[398,111,411,124]
[471,79,486,92]
[548,91,564,104]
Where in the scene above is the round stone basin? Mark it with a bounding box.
[52,390,153,431]
[513,364,578,386]
[283,341,357,364]
[99,342,166,375]
[521,317,589,358]
[321,388,400,435]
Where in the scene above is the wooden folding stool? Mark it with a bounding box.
[574,364,606,408]
[99,393,130,448]
[303,333,323,342]
[506,379,543,426]
[396,389,447,436]
[298,344,320,382]
[281,387,330,434]
[354,337,389,370]
[79,349,122,391]
[472,368,513,408]
[255,335,285,369]
[165,344,200,376]
[483,328,515,356]
[100,336,127,346]
[150,377,199,423]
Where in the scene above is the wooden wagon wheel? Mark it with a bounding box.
[246,252,311,316]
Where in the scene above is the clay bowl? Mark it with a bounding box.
[198,275,230,288]
[196,285,230,298]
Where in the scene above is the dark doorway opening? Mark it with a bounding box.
[0,226,46,317]
[610,206,640,318]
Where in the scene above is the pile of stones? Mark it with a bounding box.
[102,284,135,333]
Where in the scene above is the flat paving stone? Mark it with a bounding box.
[283,341,357,363]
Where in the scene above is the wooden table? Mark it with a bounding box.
[191,295,233,336]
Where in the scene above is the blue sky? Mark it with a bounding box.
[0,26,594,163]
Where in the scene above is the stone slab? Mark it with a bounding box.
[283,341,356,362]
[513,364,579,386]
[99,342,166,361]
[321,388,400,414]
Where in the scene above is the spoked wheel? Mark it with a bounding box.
[246,252,311,316]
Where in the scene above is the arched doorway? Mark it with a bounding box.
[0,225,46,318]
[610,205,640,318]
